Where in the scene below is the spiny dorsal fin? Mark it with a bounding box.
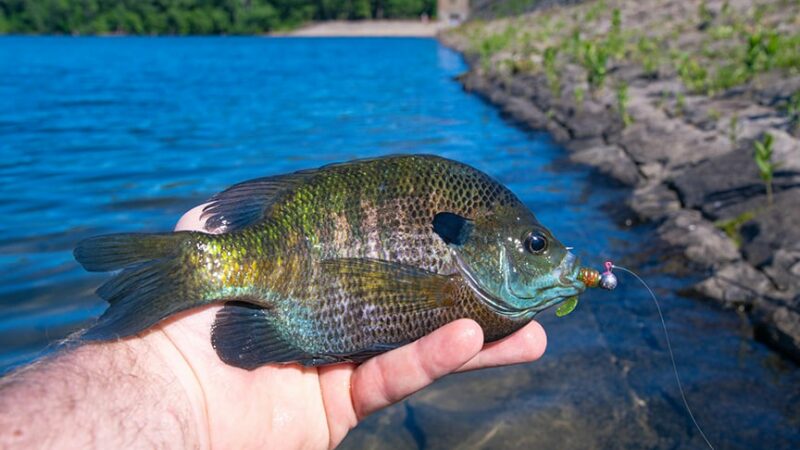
[201,172,314,233]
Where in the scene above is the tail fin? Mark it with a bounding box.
[74,232,209,341]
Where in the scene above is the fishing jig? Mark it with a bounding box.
[578,261,618,291]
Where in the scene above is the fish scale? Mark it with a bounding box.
[74,154,589,369]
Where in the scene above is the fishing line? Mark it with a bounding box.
[610,264,714,450]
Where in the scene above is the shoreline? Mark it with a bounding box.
[285,20,448,37]
[439,1,800,363]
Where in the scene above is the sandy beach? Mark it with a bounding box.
[287,20,448,37]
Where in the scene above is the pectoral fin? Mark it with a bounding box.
[320,258,459,312]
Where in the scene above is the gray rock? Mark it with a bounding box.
[627,183,681,221]
[752,302,800,364]
[688,261,774,307]
[740,189,800,267]
[657,210,741,268]
[618,113,730,169]
[763,247,800,293]
[501,97,549,131]
[671,131,800,221]
[569,145,641,186]
[563,99,615,140]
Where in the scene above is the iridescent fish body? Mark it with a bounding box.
[74,155,588,369]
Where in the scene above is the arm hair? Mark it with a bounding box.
[0,332,206,449]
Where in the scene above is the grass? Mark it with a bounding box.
[754,133,776,206]
[448,0,800,118]
[715,210,756,247]
[616,81,633,127]
[785,91,800,132]
[543,46,560,94]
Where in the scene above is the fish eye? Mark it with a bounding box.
[524,231,548,254]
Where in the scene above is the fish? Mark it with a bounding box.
[74,154,596,369]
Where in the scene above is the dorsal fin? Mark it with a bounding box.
[201,172,313,233]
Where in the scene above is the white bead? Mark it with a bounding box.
[600,272,618,290]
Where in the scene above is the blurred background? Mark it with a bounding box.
[1,0,799,448]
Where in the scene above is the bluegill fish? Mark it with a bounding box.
[74,155,598,369]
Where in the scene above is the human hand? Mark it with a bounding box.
[153,204,548,449]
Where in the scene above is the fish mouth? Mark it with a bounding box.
[554,252,581,287]
[504,251,582,299]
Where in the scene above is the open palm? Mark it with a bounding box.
[155,205,547,449]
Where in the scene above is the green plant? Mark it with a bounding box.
[708,107,721,122]
[616,81,633,127]
[715,211,756,247]
[698,1,713,27]
[478,26,517,61]
[676,54,708,93]
[676,92,686,116]
[574,86,586,105]
[754,133,776,205]
[606,9,624,59]
[744,28,780,75]
[580,39,609,90]
[729,113,739,144]
[786,91,800,129]
[508,57,534,74]
[543,46,560,94]
[584,0,607,23]
[636,36,660,76]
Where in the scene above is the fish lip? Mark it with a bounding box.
[505,251,581,300]
[555,252,581,287]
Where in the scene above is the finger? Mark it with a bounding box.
[175,203,211,232]
[456,320,546,372]
[350,319,483,419]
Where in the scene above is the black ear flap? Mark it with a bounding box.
[432,212,474,246]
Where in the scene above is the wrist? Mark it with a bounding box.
[139,328,211,450]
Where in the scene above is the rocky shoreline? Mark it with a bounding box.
[439,0,800,362]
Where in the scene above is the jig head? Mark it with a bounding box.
[578,261,617,290]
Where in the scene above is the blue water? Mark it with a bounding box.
[0,37,797,448]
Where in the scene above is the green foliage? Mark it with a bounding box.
[715,210,756,247]
[754,133,776,205]
[676,53,708,93]
[477,25,517,62]
[745,28,780,74]
[580,39,608,90]
[0,0,437,34]
[697,1,713,26]
[615,81,632,127]
[573,86,585,105]
[728,113,739,144]
[543,46,560,94]
[605,8,624,59]
[583,0,606,23]
[636,36,659,76]
[786,91,800,131]
[675,92,686,116]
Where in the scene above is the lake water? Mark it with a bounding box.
[0,37,798,449]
